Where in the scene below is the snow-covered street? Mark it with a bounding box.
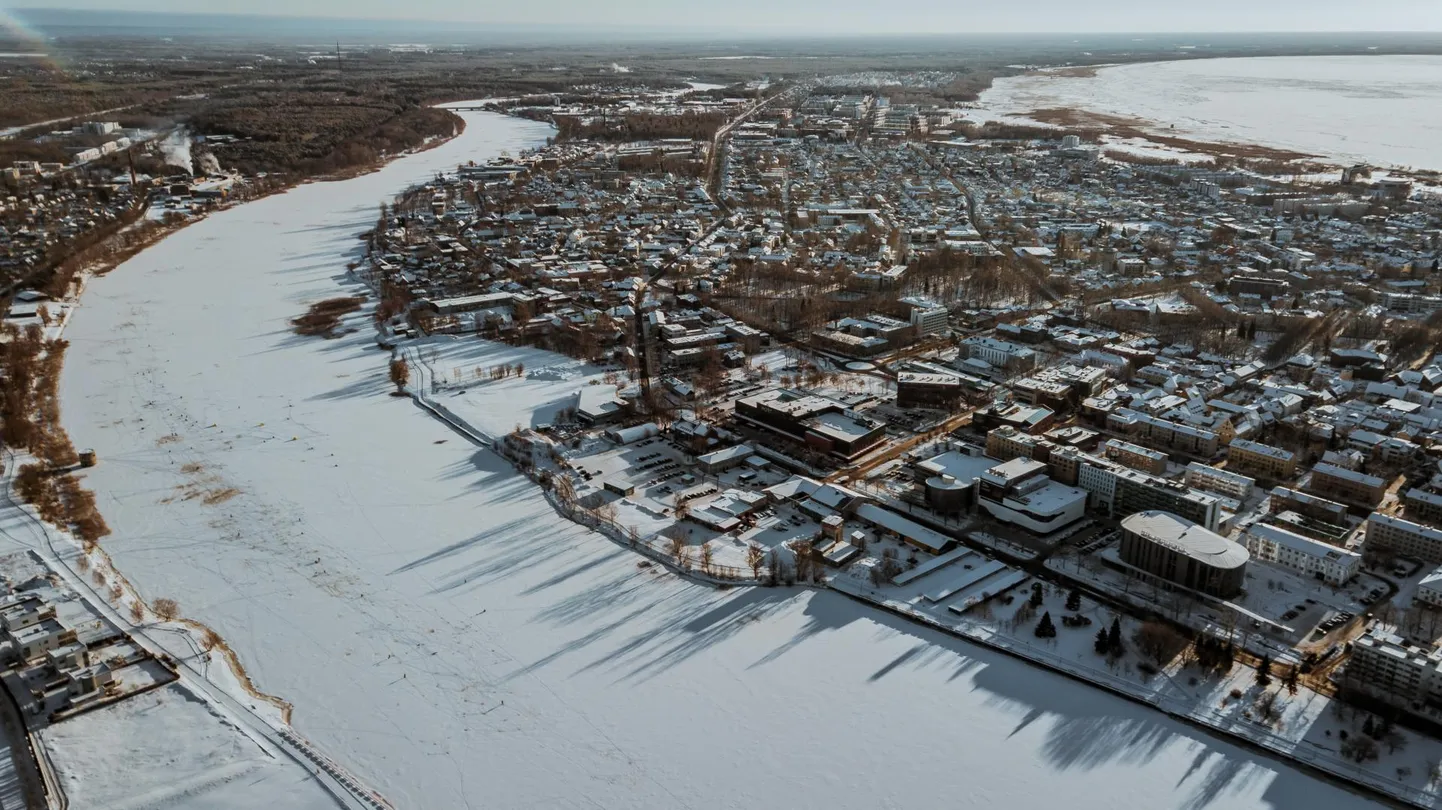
[50,107,1388,808]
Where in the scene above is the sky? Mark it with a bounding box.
[6,0,1442,35]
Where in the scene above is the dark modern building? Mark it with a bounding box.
[1118,510,1249,599]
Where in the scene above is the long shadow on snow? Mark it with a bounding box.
[572,587,796,685]
[802,595,1328,810]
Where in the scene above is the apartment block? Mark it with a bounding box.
[1307,462,1387,508]
[1226,439,1297,480]
[1367,514,1442,563]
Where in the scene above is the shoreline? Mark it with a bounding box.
[977,55,1442,178]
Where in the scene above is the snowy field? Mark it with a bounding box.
[979,55,1442,171]
[39,682,329,810]
[51,108,1394,808]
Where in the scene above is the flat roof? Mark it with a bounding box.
[1229,439,1295,462]
[1312,462,1385,488]
[1122,510,1249,570]
[917,451,997,486]
[1248,523,1359,562]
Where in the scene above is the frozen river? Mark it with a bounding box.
[982,55,1442,171]
[57,107,1385,808]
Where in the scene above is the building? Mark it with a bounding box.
[1107,408,1223,458]
[577,384,627,425]
[1307,463,1387,508]
[1118,511,1249,599]
[959,336,1037,373]
[986,426,1041,462]
[1416,567,1442,609]
[1079,461,1222,531]
[1367,514,1442,563]
[895,372,964,410]
[910,306,950,337]
[1405,489,1442,526]
[1102,439,1168,475]
[1244,523,1360,585]
[1344,628,1442,721]
[697,444,758,474]
[1270,486,1349,525]
[1227,439,1297,480]
[976,458,1088,534]
[1184,462,1256,502]
[735,389,886,461]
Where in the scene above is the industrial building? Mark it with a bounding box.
[1117,511,1249,599]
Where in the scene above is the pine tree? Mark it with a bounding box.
[1256,655,1272,689]
[1029,582,1044,608]
[1363,716,1376,738]
[1035,611,1057,639]
[1065,588,1082,612]
[1095,627,1110,655]
[1107,617,1123,656]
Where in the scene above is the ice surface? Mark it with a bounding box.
[981,55,1442,171]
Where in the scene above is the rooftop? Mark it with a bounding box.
[1122,510,1249,570]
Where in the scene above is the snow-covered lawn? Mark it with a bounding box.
[39,682,326,810]
[410,334,612,436]
[49,107,1401,809]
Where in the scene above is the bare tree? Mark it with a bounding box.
[746,544,765,579]
[700,543,713,574]
[1134,621,1184,666]
[152,598,180,622]
[389,358,410,393]
[128,600,144,624]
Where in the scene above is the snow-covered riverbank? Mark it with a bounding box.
[53,106,1387,808]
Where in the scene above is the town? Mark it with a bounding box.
[354,78,1442,805]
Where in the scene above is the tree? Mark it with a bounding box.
[1034,611,1057,639]
[389,358,410,393]
[1029,582,1044,608]
[1256,655,1272,689]
[1341,735,1379,764]
[1094,627,1111,655]
[700,543,714,574]
[1362,715,1377,738]
[1383,727,1409,755]
[1065,588,1082,612]
[1282,665,1300,696]
[1107,617,1123,657]
[129,600,144,624]
[1134,621,1183,666]
[747,545,765,579]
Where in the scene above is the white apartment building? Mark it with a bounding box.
[910,306,950,336]
[1244,523,1360,586]
[1417,567,1442,609]
[1367,514,1442,564]
[1184,462,1256,502]
[959,336,1036,372]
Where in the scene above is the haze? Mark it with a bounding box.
[9,0,1442,34]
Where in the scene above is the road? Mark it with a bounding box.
[0,451,389,810]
